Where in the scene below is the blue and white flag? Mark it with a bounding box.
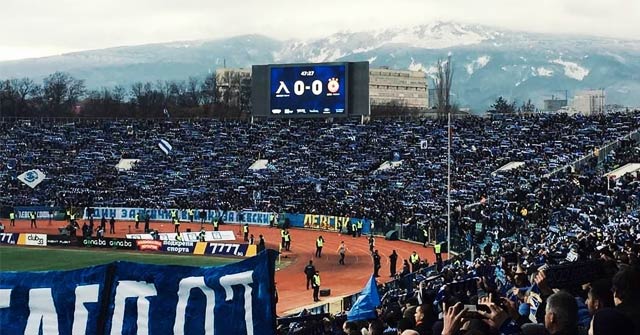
[17,169,46,189]
[158,139,173,155]
[0,250,278,335]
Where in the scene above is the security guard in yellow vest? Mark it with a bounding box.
[280,228,286,249]
[188,209,194,222]
[312,271,321,302]
[135,213,140,229]
[29,211,37,228]
[9,211,15,226]
[243,223,249,242]
[170,209,177,221]
[434,242,443,269]
[212,216,219,231]
[66,210,71,221]
[173,217,180,233]
[357,220,363,237]
[283,230,291,251]
[410,251,420,272]
[315,236,324,258]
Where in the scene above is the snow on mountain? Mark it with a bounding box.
[465,55,491,75]
[273,21,498,62]
[386,22,499,49]
[550,58,590,80]
[532,67,554,77]
[1,21,639,111]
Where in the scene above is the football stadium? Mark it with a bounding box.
[1,60,640,335]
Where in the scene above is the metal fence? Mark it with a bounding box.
[546,128,640,178]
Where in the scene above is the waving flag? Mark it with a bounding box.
[158,139,173,155]
[17,169,46,189]
[347,275,380,321]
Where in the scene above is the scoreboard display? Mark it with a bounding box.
[252,61,369,118]
[270,64,347,115]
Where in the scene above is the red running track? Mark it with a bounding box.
[2,219,439,315]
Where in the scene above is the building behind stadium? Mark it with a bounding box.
[216,66,429,115]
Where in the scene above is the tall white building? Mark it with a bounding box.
[572,89,605,115]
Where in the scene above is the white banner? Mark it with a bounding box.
[17,169,46,189]
[126,230,236,242]
[18,233,47,247]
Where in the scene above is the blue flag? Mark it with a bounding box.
[347,275,380,321]
[0,250,277,335]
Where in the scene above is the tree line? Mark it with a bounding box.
[0,72,248,118]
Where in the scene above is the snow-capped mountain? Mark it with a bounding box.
[2,21,639,111]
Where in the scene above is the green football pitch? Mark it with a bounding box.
[0,246,237,271]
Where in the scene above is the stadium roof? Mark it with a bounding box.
[492,161,525,175]
[605,163,640,180]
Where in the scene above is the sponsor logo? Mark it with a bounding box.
[165,246,192,254]
[109,239,133,248]
[47,236,75,246]
[23,234,47,246]
[84,239,107,247]
[136,240,162,251]
[82,238,133,249]
[162,240,194,247]
[0,233,18,244]
[27,235,44,243]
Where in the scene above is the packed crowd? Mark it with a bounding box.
[273,112,640,334]
[1,111,639,334]
[1,113,638,237]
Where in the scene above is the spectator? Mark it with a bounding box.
[545,291,579,335]
[589,308,635,335]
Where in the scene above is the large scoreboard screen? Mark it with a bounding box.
[269,64,347,115]
[252,61,369,118]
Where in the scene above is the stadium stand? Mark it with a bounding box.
[1,111,639,334]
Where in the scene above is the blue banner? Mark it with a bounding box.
[86,207,273,225]
[0,233,19,244]
[0,265,108,335]
[0,250,278,335]
[285,213,372,234]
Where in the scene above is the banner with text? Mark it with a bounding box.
[17,233,48,247]
[15,206,65,221]
[86,207,273,226]
[0,233,19,245]
[126,230,236,242]
[285,213,372,234]
[194,242,257,257]
[0,250,277,335]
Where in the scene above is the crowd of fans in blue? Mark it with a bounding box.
[1,111,639,334]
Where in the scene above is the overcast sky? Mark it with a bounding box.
[1,0,638,61]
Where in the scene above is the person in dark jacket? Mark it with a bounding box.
[590,308,635,335]
[304,260,316,290]
[612,268,640,335]
[389,250,398,277]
